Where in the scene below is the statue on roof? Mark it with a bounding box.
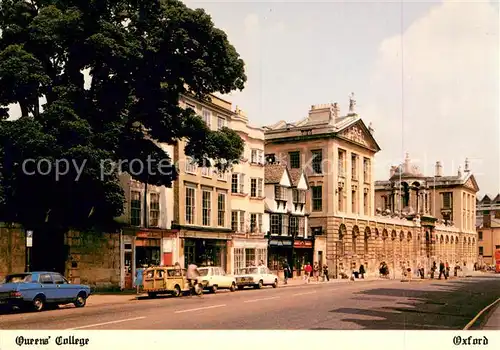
[348,92,356,114]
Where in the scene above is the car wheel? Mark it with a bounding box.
[74,292,87,308]
[173,285,181,297]
[230,282,236,292]
[255,280,263,289]
[210,285,218,294]
[272,279,278,288]
[32,295,45,312]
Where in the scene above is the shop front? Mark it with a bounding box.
[183,238,228,269]
[293,238,314,277]
[268,236,293,278]
[232,237,268,274]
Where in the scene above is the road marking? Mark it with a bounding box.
[293,291,317,297]
[174,304,226,314]
[463,297,500,330]
[244,296,280,303]
[67,316,146,330]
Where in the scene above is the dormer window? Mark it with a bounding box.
[274,186,287,201]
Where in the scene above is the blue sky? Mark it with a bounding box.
[183,0,500,196]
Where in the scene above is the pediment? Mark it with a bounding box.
[336,119,381,152]
[463,175,480,192]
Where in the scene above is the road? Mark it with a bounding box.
[1,275,499,330]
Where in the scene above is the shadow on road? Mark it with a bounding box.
[328,276,500,330]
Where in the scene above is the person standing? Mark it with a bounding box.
[323,264,329,282]
[445,261,450,278]
[313,262,320,282]
[359,264,365,279]
[431,261,437,279]
[135,266,144,294]
[283,260,291,284]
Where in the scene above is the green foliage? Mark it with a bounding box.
[0,0,246,231]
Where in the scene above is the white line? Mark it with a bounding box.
[67,316,146,330]
[174,304,226,314]
[293,291,317,297]
[463,297,500,330]
[244,296,280,303]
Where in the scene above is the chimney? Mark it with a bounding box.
[390,166,397,177]
[435,161,443,177]
[333,102,340,119]
[464,158,470,173]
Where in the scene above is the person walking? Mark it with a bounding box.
[283,260,291,285]
[359,264,365,279]
[445,261,450,278]
[323,264,329,282]
[304,262,312,283]
[313,262,320,282]
[431,261,437,279]
[438,261,447,280]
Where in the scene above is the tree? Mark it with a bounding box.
[0,0,246,231]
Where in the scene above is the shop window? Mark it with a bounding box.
[202,191,211,226]
[234,248,244,274]
[185,187,196,224]
[256,248,267,266]
[245,248,256,267]
[149,193,160,227]
[130,191,141,226]
[217,193,226,226]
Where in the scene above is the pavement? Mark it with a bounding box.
[482,298,500,330]
[0,273,499,330]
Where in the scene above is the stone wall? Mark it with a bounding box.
[65,231,121,290]
[0,226,26,280]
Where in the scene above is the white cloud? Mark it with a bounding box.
[365,0,499,195]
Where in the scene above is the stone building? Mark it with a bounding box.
[262,163,310,278]
[228,106,267,274]
[264,95,479,278]
[476,194,500,266]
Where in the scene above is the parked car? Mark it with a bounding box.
[235,266,278,290]
[0,272,91,312]
[142,266,205,298]
[198,266,237,293]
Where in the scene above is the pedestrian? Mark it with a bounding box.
[438,261,447,280]
[431,261,437,279]
[313,262,320,281]
[186,263,201,296]
[445,261,450,278]
[359,264,365,279]
[323,264,329,282]
[406,261,412,281]
[283,260,291,284]
[304,262,312,283]
[135,266,144,294]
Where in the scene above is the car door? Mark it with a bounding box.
[38,273,57,302]
[218,268,230,288]
[263,267,273,284]
[51,273,74,302]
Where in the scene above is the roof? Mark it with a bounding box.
[264,163,289,184]
[376,172,480,192]
[288,168,309,189]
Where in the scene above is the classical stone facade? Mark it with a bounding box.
[264,98,479,278]
[476,194,500,265]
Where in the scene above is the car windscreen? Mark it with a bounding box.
[4,274,32,283]
[198,269,209,276]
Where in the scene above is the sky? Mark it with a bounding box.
[4,0,499,196]
[181,0,500,197]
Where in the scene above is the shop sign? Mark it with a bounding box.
[294,240,312,249]
[137,231,162,239]
[269,239,293,247]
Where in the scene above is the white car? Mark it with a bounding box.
[234,266,278,290]
[197,266,237,293]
